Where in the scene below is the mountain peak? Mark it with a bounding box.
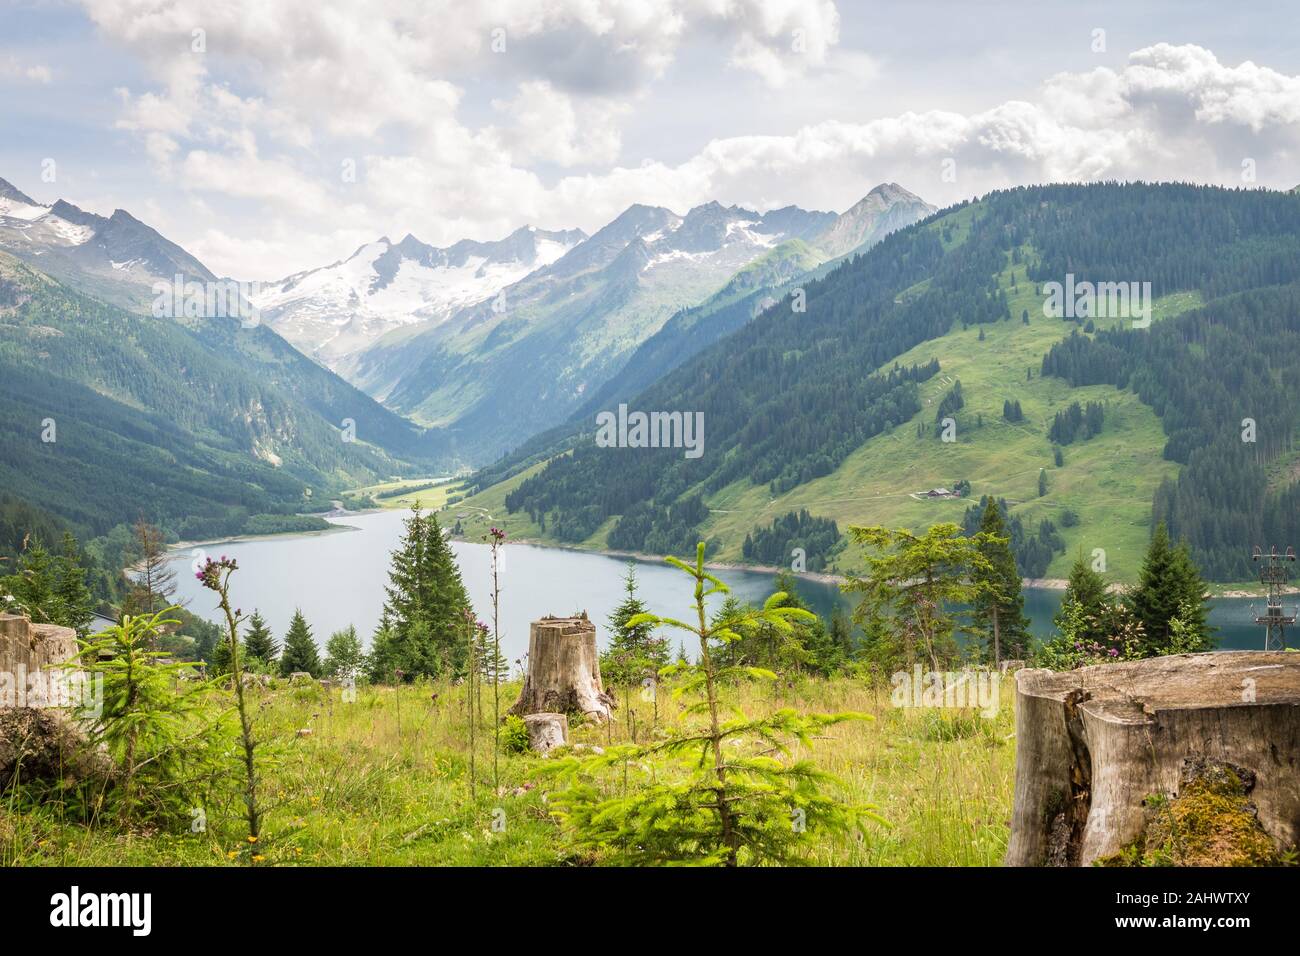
[814,183,936,258]
[0,177,39,207]
[49,199,105,229]
[866,182,921,201]
[685,199,727,215]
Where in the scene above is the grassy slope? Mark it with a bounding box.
[4,674,1014,866]
[700,272,1202,581]
[459,202,1204,581]
[353,477,466,511]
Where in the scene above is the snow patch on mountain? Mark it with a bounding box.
[253,226,586,372]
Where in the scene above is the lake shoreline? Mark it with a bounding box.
[172,505,1285,600]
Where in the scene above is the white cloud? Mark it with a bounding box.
[69,1,1300,281]
[491,81,627,167]
[0,55,52,84]
[724,0,840,87]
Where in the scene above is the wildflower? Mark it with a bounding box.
[252,854,265,863]
[247,834,258,843]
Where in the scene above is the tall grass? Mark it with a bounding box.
[3,674,1015,866]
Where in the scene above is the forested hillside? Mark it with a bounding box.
[1043,284,1300,579]
[473,183,1300,582]
[0,254,429,545]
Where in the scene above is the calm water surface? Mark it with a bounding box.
[168,510,1266,659]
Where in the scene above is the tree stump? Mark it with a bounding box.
[1005,652,1300,866]
[523,713,568,754]
[508,614,614,722]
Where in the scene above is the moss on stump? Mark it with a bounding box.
[1099,760,1288,867]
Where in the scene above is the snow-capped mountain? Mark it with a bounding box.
[254,226,587,373]
[354,185,934,462]
[353,198,841,458]
[0,176,217,310]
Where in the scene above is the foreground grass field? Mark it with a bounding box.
[2,675,1015,867]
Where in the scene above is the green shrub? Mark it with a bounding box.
[501,714,530,755]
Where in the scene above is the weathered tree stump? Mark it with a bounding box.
[508,614,614,722]
[1006,652,1300,866]
[0,614,109,790]
[523,713,568,754]
[1,613,78,678]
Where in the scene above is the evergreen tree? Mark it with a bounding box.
[374,504,472,679]
[2,536,96,635]
[709,595,749,668]
[771,572,845,676]
[1167,543,1213,650]
[475,624,509,683]
[601,563,664,684]
[242,610,279,665]
[54,532,95,637]
[1129,523,1212,653]
[7,540,58,623]
[190,617,218,667]
[549,543,875,865]
[1037,469,1048,497]
[209,630,233,675]
[279,609,321,677]
[324,625,366,678]
[828,606,856,665]
[969,502,1031,662]
[1055,551,1111,645]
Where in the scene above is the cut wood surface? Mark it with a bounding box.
[509,614,614,722]
[522,712,568,754]
[1005,651,1300,866]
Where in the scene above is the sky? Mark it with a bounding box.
[1,0,1298,280]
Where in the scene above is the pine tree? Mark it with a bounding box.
[210,631,233,675]
[279,609,321,677]
[1055,551,1111,645]
[475,624,508,683]
[242,610,279,665]
[374,504,472,679]
[380,505,428,640]
[1167,543,1213,649]
[54,532,95,637]
[549,543,877,866]
[969,502,1031,662]
[1129,522,1180,651]
[709,595,750,668]
[425,512,472,675]
[601,563,663,685]
[1037,469,1048,497]
[4,535,95,635]
[1129,523,1212,653]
